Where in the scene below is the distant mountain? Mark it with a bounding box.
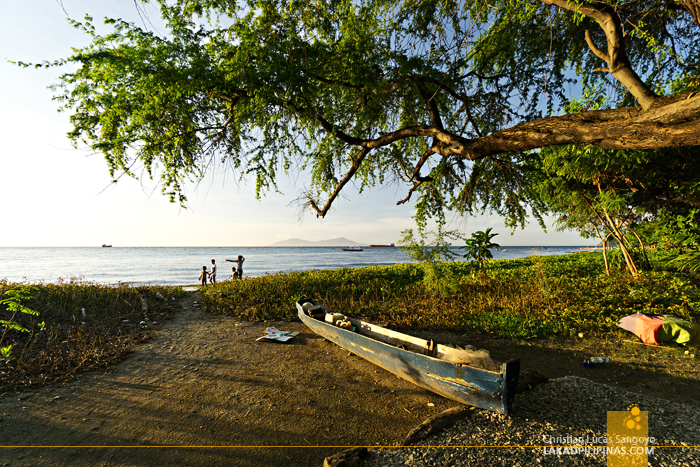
[268,237,362,247]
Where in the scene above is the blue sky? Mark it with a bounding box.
[0,1,590,247]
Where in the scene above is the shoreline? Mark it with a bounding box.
[0,246,593,285]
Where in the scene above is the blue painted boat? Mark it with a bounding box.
[296,299,520,414]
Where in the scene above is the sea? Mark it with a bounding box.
[0,246,592,286]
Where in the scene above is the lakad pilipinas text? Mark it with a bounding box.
[542,405,654,466]
[542,445,655,456]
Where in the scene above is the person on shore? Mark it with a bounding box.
[210,259,217,284]
[231,266,238,280]
[198,266,208,286]
[226,255,245,279]
[236,255,245,279]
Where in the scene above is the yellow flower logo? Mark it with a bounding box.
[624,405,642,430]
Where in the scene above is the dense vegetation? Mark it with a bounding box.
[2,250,699,393]
[200,251,700,339]
[0,280,185,392]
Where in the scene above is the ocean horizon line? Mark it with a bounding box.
[0,245,594,286]
[0,244,594,248]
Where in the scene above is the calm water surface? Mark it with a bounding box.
[0,246,591,286]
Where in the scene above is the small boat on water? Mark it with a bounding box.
[340,247,363,251]
[368,243,395,247]
[101,244,112,247]
[296,299,520,414]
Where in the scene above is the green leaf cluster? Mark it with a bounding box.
[660,209,700,273]
[460,228,500,270]
[23,0,700,228]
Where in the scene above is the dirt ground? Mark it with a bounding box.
[1,292,698,467]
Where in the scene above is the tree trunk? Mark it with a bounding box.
[592,224,611,276]
[605,216,639,279]
[682,0,700,27]
[629,226,652,270]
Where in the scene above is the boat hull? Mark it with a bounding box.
[297,300,519,414]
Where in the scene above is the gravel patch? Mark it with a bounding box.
[360,376,700,467]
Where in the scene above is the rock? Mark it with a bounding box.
[323,447,368,467]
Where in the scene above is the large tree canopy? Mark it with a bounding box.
[28,0,700,226]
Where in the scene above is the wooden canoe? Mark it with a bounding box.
[296,299,520,414]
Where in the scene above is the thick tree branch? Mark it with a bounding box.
[307,147,371,217]
[539,0,658,110]
[303,93,700,163]
[408,77,444,130]
[396,147,436,205]
[682,0,700,27]
[314,92,699,215]
[455,93,700,159]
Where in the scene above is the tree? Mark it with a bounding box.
[531,145,648,277]
[21,0,700,225]
[527,113,700,278]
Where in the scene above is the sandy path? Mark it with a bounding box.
[0,293,457,467]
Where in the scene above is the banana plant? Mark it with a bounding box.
[461,228,500,271]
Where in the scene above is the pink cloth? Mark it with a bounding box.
[635,313,664,345]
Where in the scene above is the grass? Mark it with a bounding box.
[200,251,700,339]
[2,250,699,392]
[197,250,700,380]
[0,279,186,392]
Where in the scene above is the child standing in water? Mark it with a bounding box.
[199,266,208,286]
[210,259,217,284]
